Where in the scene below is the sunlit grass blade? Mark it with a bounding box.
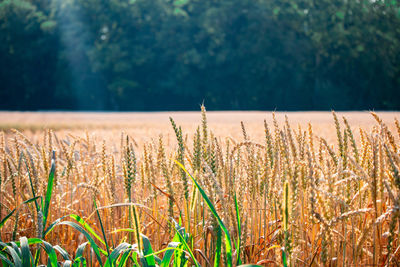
[175,160,232,267]
[45,214,106,247]
[171,220,200,267]
[42,151,56,232]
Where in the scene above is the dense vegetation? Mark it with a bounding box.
[1,0,400,110]
[0,108,400,265]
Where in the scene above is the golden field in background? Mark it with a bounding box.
[0,109,400,266]
[1,111,398,141]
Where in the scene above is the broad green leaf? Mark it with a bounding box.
[20,237,31,266]
[42,241,58,267]
[75,242,89,260]
[140,235,155,267]
[10,242,21,258]
[5,244,22,266]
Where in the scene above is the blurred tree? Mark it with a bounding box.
[0,0,399,110]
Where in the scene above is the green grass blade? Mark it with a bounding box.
[22,196,41,206]
[69,214,106,247]
[104,242,130,267]
[54,245,71,260]
[175,160,232,267]
[0,251,14,266]
[118,249,132,267]
[75,242,89,260]
[57,221,103,266]
[10,242,21,258]
[12,238,42,247]
[45,214,106,246]
[214,226,222,267]
[140,234,156,267]
[22,154,40,212]
[234,193,242,265]
[5,244,22,266]
[281,248,288,267]
[0,209,16,229]
[20,237,31,267]
[73,256,87,267]
[93,198,111,265]
[42,241,58,267]
[160,242,180,267]
[42,151,56,233]
[172,221,200,267]
[131,252,140,266]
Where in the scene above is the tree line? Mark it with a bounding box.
[1,0,399,110]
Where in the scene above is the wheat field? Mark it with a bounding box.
[0,108,399,266]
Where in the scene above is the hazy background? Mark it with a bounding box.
[1,0,400,111]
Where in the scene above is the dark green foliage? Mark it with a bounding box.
[1,0,400,110]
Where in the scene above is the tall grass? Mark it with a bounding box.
[0,108,399,266]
